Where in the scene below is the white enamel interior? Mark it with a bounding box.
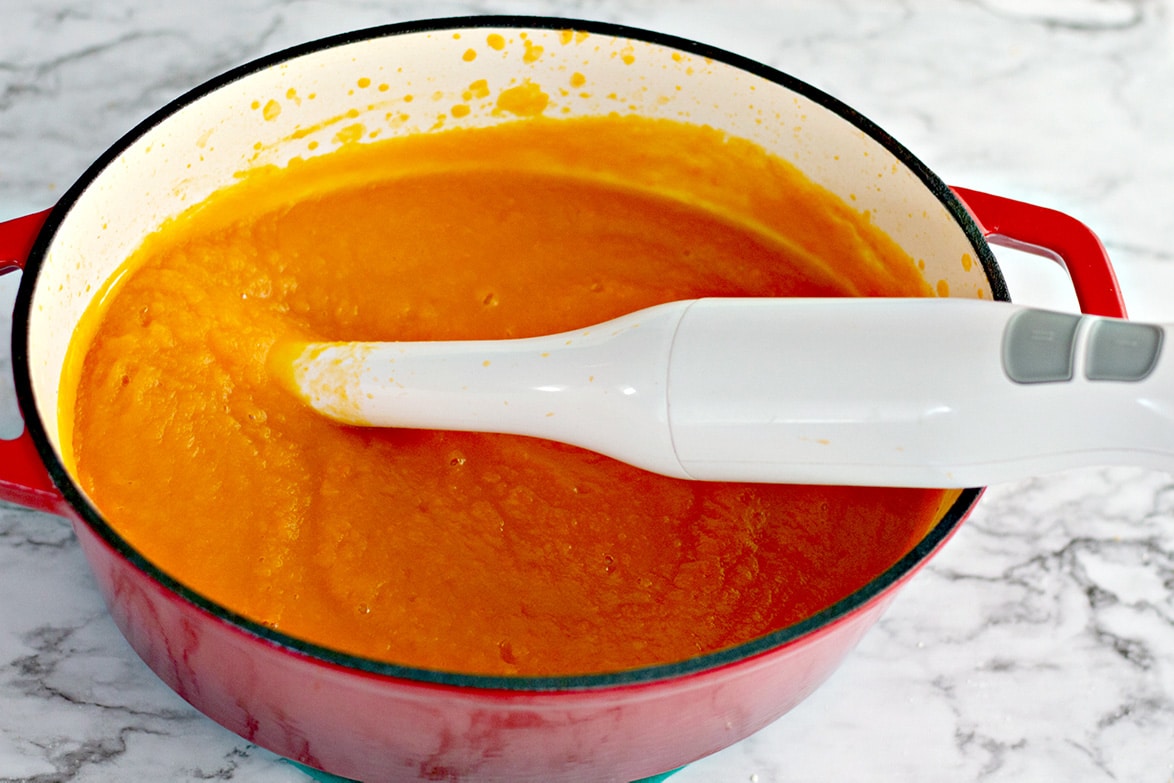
[25,23,992,470]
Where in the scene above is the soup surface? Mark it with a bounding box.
[64,114,951,676]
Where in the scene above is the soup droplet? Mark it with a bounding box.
[523,39,544,63]
[334,123,366,145]
[495,81,549,117]
[462,83,484,102]
[558,29,589,45]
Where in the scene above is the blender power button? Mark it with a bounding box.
[1003,309,1081,384]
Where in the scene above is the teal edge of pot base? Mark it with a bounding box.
[284,759,684,782]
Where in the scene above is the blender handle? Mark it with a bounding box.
[0,209,70,515]
[950,186,1126,318]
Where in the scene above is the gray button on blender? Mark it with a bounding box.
[1003,309,1082,383]
[1085,320,1162,381]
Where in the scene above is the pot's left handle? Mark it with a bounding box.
[1,209,71,516]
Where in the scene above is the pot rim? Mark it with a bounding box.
[11,14,1001,693]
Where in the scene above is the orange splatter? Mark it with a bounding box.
[462,79,491,102]
[333,123,365,145]
[494,80,549,117]
[523,39,544,63]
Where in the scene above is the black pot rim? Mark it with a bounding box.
[11,14,1002,693]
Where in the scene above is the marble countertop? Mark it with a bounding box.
[2,1,1174,780]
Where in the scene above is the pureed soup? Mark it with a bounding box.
[61,114,953,677]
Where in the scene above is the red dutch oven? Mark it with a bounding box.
[0,17,1125,783]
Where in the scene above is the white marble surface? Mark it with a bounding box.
[2,1,1174,780]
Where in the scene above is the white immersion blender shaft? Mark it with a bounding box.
[288,298,1174,487]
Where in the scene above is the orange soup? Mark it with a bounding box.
[63,115,951,676]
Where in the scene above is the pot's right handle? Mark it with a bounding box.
[950,186,1126,319]
[0,209,71,516]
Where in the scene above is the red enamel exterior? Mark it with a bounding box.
[0,209,69,515]
[78,517,902,781]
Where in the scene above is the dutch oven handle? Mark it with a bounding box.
[0,209,71,516]
[950,186,1127,319]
